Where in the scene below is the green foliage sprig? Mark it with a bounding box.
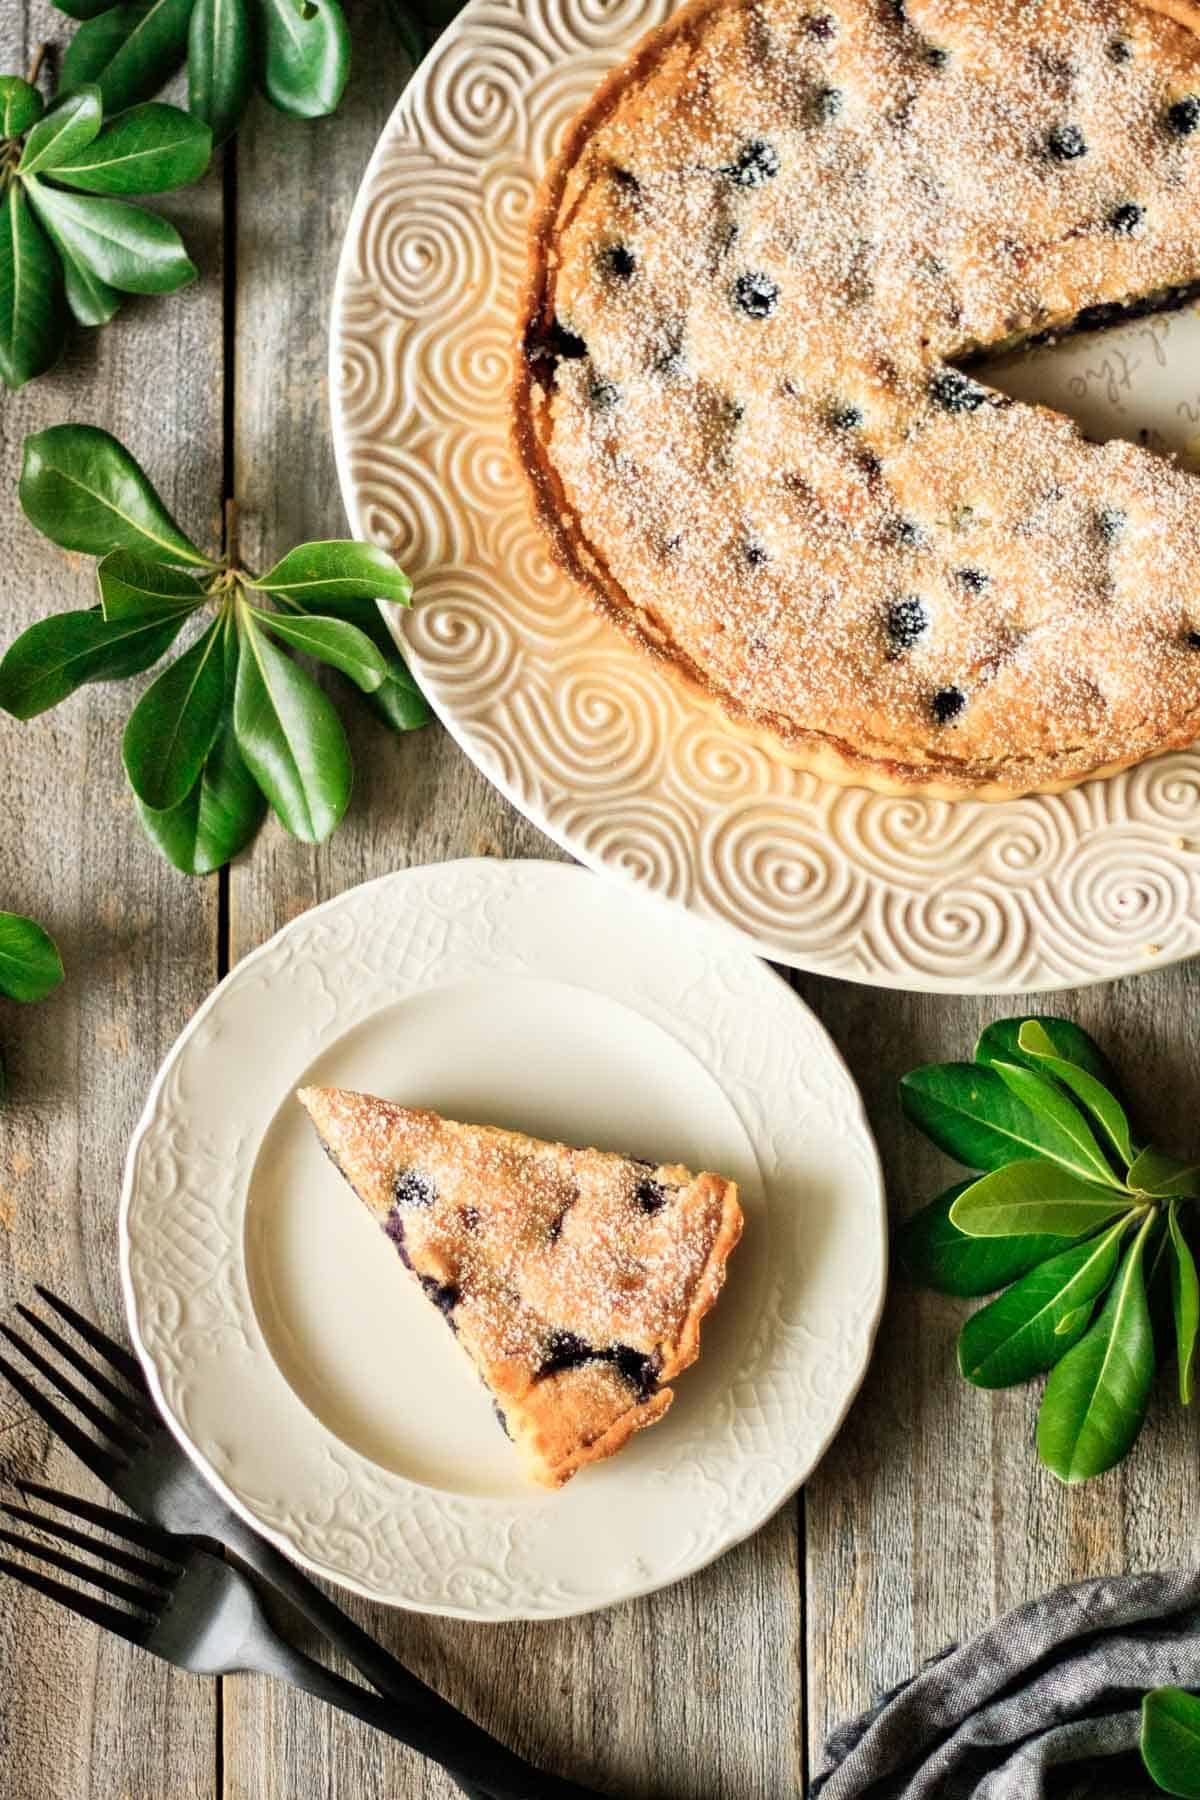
[0,911,65,1100]
[55,0,350,145]
[1144,1688,1200,1797]
[0,424,430,875]
[897,1017,1200,1484]
[0,69,209,388]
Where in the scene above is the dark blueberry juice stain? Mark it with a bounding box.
[1109,202,1144,234]
[523,318,587,367]
[1108,37,1133,63]
[590,377,622,411]
[602,243,636,280]
[420,1276,461,1319]
[1097,506,1127,542]
[1168,96,1200,136]
[537,1332,661,1401]
[1187,631,1200,649]
[384,1208,413,1268]
[830,403,863,430]
[634,1176,668,1213]
[891,517,924,548]
[744,541,769,567]
[814,85,844,121]
[957,567,990,592]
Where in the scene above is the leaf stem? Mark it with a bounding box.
[223,496,239,571]
[27,44,47,88]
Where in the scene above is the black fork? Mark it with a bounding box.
[0,1289,599,1800]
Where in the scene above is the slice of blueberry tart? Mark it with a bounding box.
[297,1087,743,1487]
[513,0,1200,796]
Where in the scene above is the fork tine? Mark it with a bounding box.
[0,1326,142,1455]
[12,1481,179,1560]
[0,1552,150,1647]
[0,1501,180,1584]
[32,1288,146,1391]
[0,1345,124,1484]
[15,1305,152,1428]
[0,1524,167,1611]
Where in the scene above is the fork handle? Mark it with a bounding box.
[218,1513,598,1800]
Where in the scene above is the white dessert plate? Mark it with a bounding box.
[330,0,1200,995]
[120,860,885,1620]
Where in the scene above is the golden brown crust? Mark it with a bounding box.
[297,1087,743,1488]
[511,0,1200,798]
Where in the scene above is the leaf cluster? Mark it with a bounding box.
[55,0,349,147]
[0,76,210,387]
[0,424,430,875]
[897,1017,1199,1484]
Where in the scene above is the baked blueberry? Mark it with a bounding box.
[1187,631,1200,649]
[634,1175,668,1213]
[830,403,863,430]
[1047,124,1087,161]
[420,1277,460,1317]
[1097,506,1127,542]
[1109,202,1144,234]
[612,1346,660,1400]
[930,368,986,412]
[886,595,929,650]
[539,1330,594,1376]
[1168,96,1200,136]
[814,85,844,120]
[523,317,587,366]
[891,517,925,548]
[733,271,780,318]
[590,377,621,411]
[957,567,990,591]
[924,44,949,67]
[384,1209,413,1267]
[1108,36,1133,63]
[493,1400,511,1438]
[805,12,836,38]
[1076,301,1124,332]
[610,165,641,193]
[932,685,967,724]
[602,243,636,279]
[724,139,780,186]
[394,1169,436,1208]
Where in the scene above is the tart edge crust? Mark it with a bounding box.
[508,0,1200,801]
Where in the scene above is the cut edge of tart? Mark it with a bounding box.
[510,0,1200,801]
[297,1086,744,1488]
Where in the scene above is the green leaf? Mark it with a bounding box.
[234,610,351,841]
[122,617,226,810]
[1143,1689,1200,1798]
[899,1062,1122,1183]
[188,0,254,145]
[52,0,124,19]
[255,0,350,119]
[19,424,212,564]
[976,1016,1124,1095]
[30,197,122,326]
[957,1213,1135,1388]
[62,0,194,115]
[382,0,426,66]
[988,1059,1123,1189]
[0,182,66,389]
[895,1182,1068,1297]
[253,540,412,607]
[1036,1211,1156,1484]
[950,1162,1136,1239]
[137,620,265,873]
[18,88,103,176]
[1015,1020,1135,1168]
[98,548,208,621]
[1168,1202,1199,1407]
[1128,1147,1200,1200]
[0,912,64,1003]
[25,180,196,295]
[250,606,387,692]
[48,101,211,194]
[0,607,186,719]
[0,78,45,138]
[365,659,431,732]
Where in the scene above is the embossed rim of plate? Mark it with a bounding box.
[119,859,886,1620]
[328,0,1200,994]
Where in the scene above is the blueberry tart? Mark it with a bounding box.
[298,1087,743,1487]
[512,0,1200,797]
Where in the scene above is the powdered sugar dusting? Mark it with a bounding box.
[521,0,1200,789]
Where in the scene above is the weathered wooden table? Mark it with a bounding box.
[2,9,1199,1796]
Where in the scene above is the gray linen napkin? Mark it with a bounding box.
[811,1569,1200,1799]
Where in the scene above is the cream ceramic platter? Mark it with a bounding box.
[330,0,1200,995]
[120,860,886,1620]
